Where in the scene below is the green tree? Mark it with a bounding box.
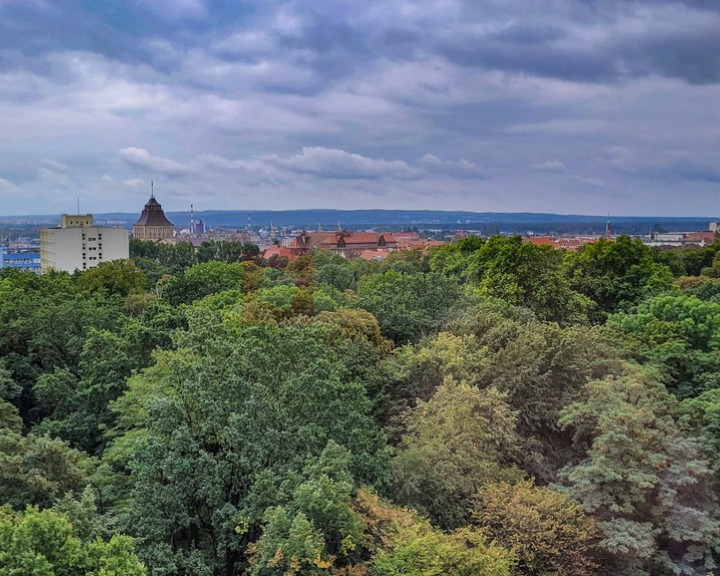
[387,304,624,480]
[0,506,146,576]
[0,426,96,509]
[463,235,591,324]
[33,329,138,453]
[118,323,388,575]
[357,271,460,344]
[240,261,264,294]
[392,379,521,529]
[196,240,259,264]
[353,489,512,576]
[565,236,674,321]
[427,235,484,279]
[249,442,364,576]
[679,388,720,476]
[560,364,720,576]
[0,272,126,426]
[77,260,147,297]
[161,261,244,306]
[607,294,720,398]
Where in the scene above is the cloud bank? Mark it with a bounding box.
[0,0,719,216]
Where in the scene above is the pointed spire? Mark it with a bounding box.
[605,212,612,240]
[151,180,154,198]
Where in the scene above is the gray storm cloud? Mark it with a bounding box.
[0,0,718,215]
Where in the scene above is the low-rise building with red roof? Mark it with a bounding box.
[262,244,299,261]
[523,236,595,251]
[357,250,391,261]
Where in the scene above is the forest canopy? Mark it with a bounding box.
[3,234,720,576]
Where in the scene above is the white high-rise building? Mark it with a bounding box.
[40,214,129,273]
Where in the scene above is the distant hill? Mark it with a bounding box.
[2,209,714,236]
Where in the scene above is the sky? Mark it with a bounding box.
[1,0,719,216]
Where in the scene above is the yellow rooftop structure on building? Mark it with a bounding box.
[61,214,94,229]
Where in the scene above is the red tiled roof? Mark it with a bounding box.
[684,231,715,243]
[289,232,333,249]
[263,245,298,260]
[394,232,420,241]
[523,236,588,251]
[357,250,390,261]
[317,232,397,246]
[401,240,445,249]
[525,237,555,246]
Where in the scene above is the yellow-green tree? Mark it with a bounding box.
[474,480,601,576]
[354,489,512,576]
[392,379,521,529]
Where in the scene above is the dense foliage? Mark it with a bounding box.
[3,234,720,575]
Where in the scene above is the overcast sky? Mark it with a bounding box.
[1,0,719,216]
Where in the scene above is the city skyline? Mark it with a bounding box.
[1,0,720,217]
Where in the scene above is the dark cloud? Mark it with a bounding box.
[624,27,720,84]
[491,24,567,46]
[440,40,620,83]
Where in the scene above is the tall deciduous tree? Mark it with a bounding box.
[474,480,601,576]
[392,379,521,529]
[357,271,460,344]
[608,294,720,398]
[119,323,388,575]
[161,261,244,306]
[77,259,147,297]
[33,328,137,453]
[353,489,512,576]
[463,235,591,324]
[565,236,674,321]
[0,506,146,576]
[560,364,720,576]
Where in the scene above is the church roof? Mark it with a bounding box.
[134,196,174,228]
[317,231,397,246]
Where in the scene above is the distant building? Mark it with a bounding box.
[288,230,397,256]
[262,229,429,260]
[523,236,595,251]
[40,214,129,273]
[133,194,175,240]
[263,244,299,261]
[645,230,717,248]
[0,246,41,273]
[358,250,390,262]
